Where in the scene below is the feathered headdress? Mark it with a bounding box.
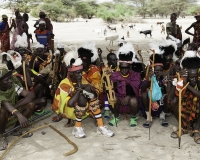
[1,51,22,69]
[149,39,177,62]
[149,54,164,67]
[14,33,28,48]
[117,42,139,63]
[168,35,182,48]
[180,51,200,69]
[64,47,83,72]
[34,42,44,49]
[54,50,60,56]
[78,42,98,63]
[159,39,177,56]
[57,43,65,49]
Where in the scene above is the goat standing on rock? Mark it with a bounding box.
[140,30,152,38]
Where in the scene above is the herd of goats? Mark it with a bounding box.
[92,22,169,46]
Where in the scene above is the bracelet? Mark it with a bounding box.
[12,109,18,115]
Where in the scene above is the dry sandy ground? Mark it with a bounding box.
[0,8,200,160]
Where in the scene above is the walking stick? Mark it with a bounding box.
[148,49,155,140]
[102,65,117,126]
[22,61,28,90]
[177,72,189,149]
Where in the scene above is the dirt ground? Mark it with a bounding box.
[0,8,200,160]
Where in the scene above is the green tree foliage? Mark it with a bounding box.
[96,3,134,22]
[75,1,97,19]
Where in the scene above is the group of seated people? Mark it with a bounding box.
[1,22,200,151]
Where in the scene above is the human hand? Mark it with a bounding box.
[179,69,188,78]
[15,112,29,128]
[148,69,154,78]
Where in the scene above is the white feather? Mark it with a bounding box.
[54,50,60,56]
[168,35,181,44]
[160,39,177,54]
[1,52,22,69]
[14,33,28,48]
[180,50,197,68]
[64,50,80,67]
[81,42,98,62]
[74,58,83,66]
[149,42,164,55]
[34,42,44,49]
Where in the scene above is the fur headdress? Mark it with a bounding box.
[14,33,28,48]
[64,47,83,72]
[117,42,139,63]
[180,51,200,69]
[159,39,177,56]
[149,54,164,67]
[78,42,98,63]
[1,51,22,69]
[149,39,177,62]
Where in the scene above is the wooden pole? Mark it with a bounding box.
[176,72,189,149]
[148,49,155,140]
[22,61,28,90]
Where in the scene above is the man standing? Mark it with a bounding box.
[185,12,200,48]
[166,13,182,41]
[0,14,10,63]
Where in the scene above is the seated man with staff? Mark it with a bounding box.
[101,51,118,119]
[52,48,114,138]
[169,51,200,144]
[108,43,141,127]
[141,52,169,128]
[0,68,35,150]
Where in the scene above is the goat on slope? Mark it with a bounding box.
[140,30,152,38]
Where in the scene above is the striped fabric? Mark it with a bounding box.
[35,29,51,46]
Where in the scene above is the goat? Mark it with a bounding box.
[127,31,129,38]
[93,29,102,36]
[140,30,152,38]
[118,36,127,47]
[105,35,119,46]
[161,25,165,34]
[129,25,133,29]
[107,25,117,32]
[157,22,164,25]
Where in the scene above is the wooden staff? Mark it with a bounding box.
[145,64,150,78]
[22,61,28,90]
[148,49,155,140]
[176,72,189,149]
[135,45,143,63]
[101,65,116,108]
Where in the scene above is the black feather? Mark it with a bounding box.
[182,57,200,69]
[159,45,175,56]
[70,58,75,65]
[118,51,133,61]
[150,54,164,64]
